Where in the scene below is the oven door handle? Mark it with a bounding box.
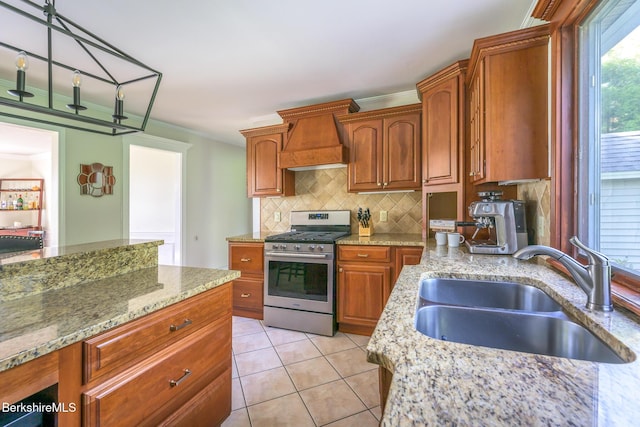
[265,252,329,259]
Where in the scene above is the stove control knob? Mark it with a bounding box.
[294,245,301,251]
[281,244,287,250]
[271,244,279,250]
[309,245,316,251]
[318,245,324,251]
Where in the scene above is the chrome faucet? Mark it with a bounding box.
[513,236,613,312]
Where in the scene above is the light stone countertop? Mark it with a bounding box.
[367,241,640,426]
[0,265,239,372]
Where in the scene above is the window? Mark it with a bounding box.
[578,0,640,279]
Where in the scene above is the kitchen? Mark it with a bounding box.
[1,0,640,426]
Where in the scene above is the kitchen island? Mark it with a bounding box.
[367,242,640,426]
[0,239,239,426]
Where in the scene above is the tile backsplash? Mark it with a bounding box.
[517,179,551,246]
[260,167,422,234]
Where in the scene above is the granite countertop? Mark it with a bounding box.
[367,241,640,426]
[0,265,239,372]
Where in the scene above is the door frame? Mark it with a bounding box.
[123,134,191,265]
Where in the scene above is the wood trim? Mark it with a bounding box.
[335,103,422,123]
[277,98,360,119]
[416,60,469,98]
[239,123,290,138]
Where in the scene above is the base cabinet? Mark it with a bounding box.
[337,245,422,335]
[228,242,265,319]
[82,284,232,427]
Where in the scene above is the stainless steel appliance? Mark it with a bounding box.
[464,192,528,255]
[263,210,351,336]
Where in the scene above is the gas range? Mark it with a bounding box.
[264,211,351,254]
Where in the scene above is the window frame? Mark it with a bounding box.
[534,0,640,315]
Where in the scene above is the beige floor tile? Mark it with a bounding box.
[310,332,357,355]
[231,355,238,378]
[326,347,377,378]
[240,367,296,406]
[247,393,315,427]
[299,379,367,426]
[345,332,370,347]
[324,410,380,427]
[234,347,282,376]
[275,339,322,365]
[370,406,382,421]
[231,377,245,410]
[345,369,380,408]
[285,356,341,391]
[233,318,264,337]
[264,326,309,346]
[221,408,251,427]
[232,331,272,354]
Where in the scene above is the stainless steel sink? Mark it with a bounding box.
[418,278,563,312]
[415,305,625,363]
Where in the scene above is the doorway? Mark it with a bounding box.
[124,135,190,266]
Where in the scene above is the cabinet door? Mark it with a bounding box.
[346,119,383,192]
[422,77,460,186]
[383,113,421,190]
[468,65,485,182]
[337,263,391,328]
[246,133,294,197]
[393,246,423,283]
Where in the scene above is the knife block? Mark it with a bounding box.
[358,223,373,237]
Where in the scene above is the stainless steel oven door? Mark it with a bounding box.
[264,251,334,314]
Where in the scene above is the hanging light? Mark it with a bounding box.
[112,85,127,122]
[0,0,162,136]
[7,51,35,101]
[66,70,87,113]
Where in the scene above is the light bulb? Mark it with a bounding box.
[72,70,82,88]
[116,85,125,100]
[15,51,29,71]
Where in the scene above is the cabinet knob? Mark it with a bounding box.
[383,182,388,186]
[357,253,370,258]
[422,179,427,183]
[339,268,343,272]
[377,182,382,186]
[240,258,251,262]
[240,293,251,298]
[469,171,475,177]
[276,188,281,192]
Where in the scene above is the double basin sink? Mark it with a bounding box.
[415,278,629,364]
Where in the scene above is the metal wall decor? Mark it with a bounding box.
[0,0,162,135]
[77,163,115,197]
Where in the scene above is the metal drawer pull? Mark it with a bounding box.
[357,253,370,258]
[240,293,251,298]
[169,369,192,387]
[240,258,252,262]
[169,318,192,332]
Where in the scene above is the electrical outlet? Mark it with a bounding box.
[274,212,281,222]
[380,210,388,222]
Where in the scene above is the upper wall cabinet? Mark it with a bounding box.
[417,60,468,189]
[337,104,422,193]
[240,124,295,198]
[467,24,550,184]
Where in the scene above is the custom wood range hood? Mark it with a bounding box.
[277,99,360,170]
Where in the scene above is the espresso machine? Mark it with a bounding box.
[463,192,528,255]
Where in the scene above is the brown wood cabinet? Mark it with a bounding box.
[337,104,422,192]
[466,24,550,184]
[417,61,468,188]
[337,245,422,335]
[82,284,232,427]
[228,241,264,319]
[241,124,295,197]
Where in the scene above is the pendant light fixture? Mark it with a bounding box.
[0,0,162,136]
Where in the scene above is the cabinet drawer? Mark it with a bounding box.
[338,245,391,263]
[83,317,231,427]
[84,284,231,384]
[233,278,263,313]
[229,243,264,275]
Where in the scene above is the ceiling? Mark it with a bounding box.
[0,0,539,152]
